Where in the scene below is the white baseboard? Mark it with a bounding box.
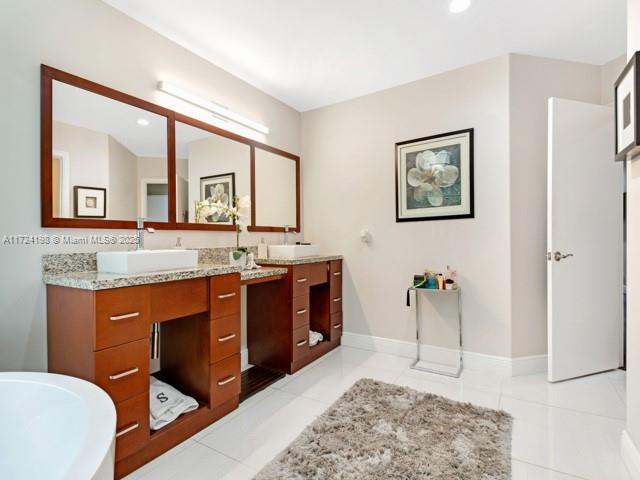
[241,348,250,372]
[341,332,547,377]
[622,430,640,479]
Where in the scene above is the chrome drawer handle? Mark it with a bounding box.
[296,278,308,283]
[217,375,236,386]
[115,422,139,438]
[296,308,307,315]
[109,312,140,321]
[218,292,237,299]
[333,297,342,302]
[333,323,342,329]
[333,272,342,276]
[109,367,139,381]
[296,339,308,347]
[218,333,237,343]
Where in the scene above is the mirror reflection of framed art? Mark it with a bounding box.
[615,52,640,161]
[74,186,106,218]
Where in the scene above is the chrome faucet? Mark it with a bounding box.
[135,218,155,251]
[283,225,295,245]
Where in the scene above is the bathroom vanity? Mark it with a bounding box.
[248,258,343,374]
[44,253,342,478]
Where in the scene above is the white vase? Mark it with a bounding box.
[229,251,247,268]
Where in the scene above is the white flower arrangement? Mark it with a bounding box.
[195,194,251,251]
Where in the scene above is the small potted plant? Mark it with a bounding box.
[195,194,251,268]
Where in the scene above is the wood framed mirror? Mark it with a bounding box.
[41,65,300,232]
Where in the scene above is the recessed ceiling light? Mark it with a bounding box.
[137,118,150,126]
[449,0,471,13]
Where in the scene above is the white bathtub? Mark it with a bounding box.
[0,372,116,480]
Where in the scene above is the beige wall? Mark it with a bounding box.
[302,56,513,357]
[52,121,110,214]
[0,0,300,371]
[509,55,604,358]
[108,136,138,220]
[302,54,620,359]
[626,0,640,454]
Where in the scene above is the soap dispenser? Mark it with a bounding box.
[258,238,268,259]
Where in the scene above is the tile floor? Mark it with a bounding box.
[125,346,629,480]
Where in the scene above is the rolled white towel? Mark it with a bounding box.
[149,376,199,430]
[309,330,324,347]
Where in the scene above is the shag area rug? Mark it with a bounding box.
[255,378,512,479]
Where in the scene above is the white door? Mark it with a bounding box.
[547,97,623,382]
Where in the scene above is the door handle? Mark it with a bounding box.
[550,251,574,262]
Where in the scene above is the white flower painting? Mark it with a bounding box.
[396,129,474,221]
[199,172,235,224]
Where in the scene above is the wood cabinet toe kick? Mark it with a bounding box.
[46,272,242,479]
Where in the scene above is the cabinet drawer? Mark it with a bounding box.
[330,293,343,314]
[330,275,342,300]
[329,260,342,276]
[95,339,149,403]
[210,314,241,364]
[210,353,241,408]
[330,312,343,342]
[114,391,149,461]
[150,278,208,323]
[95,286,150,351]
[292,295,310,330]
[291,265,310,297]
[292,325,310,362]
[211,274,241,319]
[308,262,327,286]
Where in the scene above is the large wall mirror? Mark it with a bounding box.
[175,119,251,229]
[52,80,169,222]
[41,65,300,232]
[254,148,299,229]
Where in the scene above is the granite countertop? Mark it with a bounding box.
[256,254,343,266]
[43,264,288,291]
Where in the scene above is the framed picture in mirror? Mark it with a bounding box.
[74,186,106,218]
[199,173,235,224]
[615,52,640,161]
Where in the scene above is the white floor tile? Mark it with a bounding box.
[197,389,327,470]
[192,387,277,441]
[393,370,501,409]
[501,396,629,480]
[124,347,629,480]
[124,442,255,480]
[501,372,626,419]
[275,357,399,404]
[512,460,585,479]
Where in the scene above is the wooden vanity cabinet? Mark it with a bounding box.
[46,273,242,479]
[247,259,343,374]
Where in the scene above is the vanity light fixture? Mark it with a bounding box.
[137,118,150,126]
[157,81,270,135]
[449,0,471,13]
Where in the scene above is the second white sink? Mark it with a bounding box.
[268,244,320,259]
[97,249,199,274]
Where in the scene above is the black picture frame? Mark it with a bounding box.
[395,128,474,222]
[615,52,640,162]
[199,172,236,224]
[73,186,106,218]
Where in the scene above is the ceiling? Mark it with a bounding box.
[105,0,626,112]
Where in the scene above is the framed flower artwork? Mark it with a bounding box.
[395,129,474,222]
[200,172,235,224]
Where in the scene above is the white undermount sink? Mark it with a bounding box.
[97,249,199,274]
[268,244,320,259]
